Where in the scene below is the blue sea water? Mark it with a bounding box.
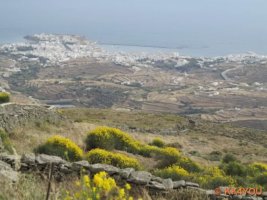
[1,0,267,57]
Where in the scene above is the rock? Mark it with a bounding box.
[60,163,73,174]
[35,154,66,165]
[21,153,36,165]
[151,175,163,183]
[148,181,166,190]
[119,168,135,179]
[232,195,243,200]
[242,197,263,200]
[0,168,19,182]
[89,164,119,175]
[72,160,91,171]
[0,160,11,170]
[187,186,206,193]
[162,178,173,190]
[0,160,19,182]
[173,180,186,188]
[127,171,152,185]
[0,153,21,170]
[206,190,215,195]
[185,181,199,188]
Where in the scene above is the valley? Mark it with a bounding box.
[0,34,266,130]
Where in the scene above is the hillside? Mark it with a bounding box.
[0,34,267,199]
[0,34,267,131]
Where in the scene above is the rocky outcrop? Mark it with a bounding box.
[0,153,266,200]
[0,103,64,132]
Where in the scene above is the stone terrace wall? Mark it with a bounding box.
[0,153,266,200]
[0,104,63,132]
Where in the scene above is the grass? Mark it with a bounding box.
[8,107,267,166]
[58,108,188,134]
[0,174,47,200]
[0,129,14,153]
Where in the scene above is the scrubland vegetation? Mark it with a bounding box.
[1,107,267,199]
[35,126,267,191]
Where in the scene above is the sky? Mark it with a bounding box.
[0,0,267,56]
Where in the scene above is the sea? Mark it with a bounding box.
[1,0,267,57]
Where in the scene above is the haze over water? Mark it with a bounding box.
[1,0,267,56]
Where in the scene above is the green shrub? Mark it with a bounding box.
[222,153,237,164]
[85,148,141,169]
[154,166,190,181]
[207,151,222,161]
[36,135,83,161]
[0,129,13,153]
[202,176,236,189]
[193,167,236,189]
[0,92,10,103]
[255,172,267,186]
[150,138,165,148]
[221,162,247,177]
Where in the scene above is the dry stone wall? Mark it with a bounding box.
[0,104,63,132]
[0,153,266,200]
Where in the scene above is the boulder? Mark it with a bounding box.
[89,164,120,175]
[0,169,19,182]
[35,154,66,165]
[148,181,166,190]
[0,160,19,182]
[0,153,21,170]
[127,171,152,185]
[162,178,173,190]
[72,160,91,171]
[60,162,73,174]
[173,180,186,189]
[151,175,163,183]
[119,168,135,179]
[185,181,199,188]
[0,160,11,170]
[21,153,36,165]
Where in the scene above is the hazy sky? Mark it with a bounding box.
[1,0,267,55]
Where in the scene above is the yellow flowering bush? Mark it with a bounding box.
[248,162,267,175]
[64,171,139,200]
[86,127,141,153]
[36,135,83,161]
[86,127,181,168]
[154,166,190,181]
[86,149,141,169]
